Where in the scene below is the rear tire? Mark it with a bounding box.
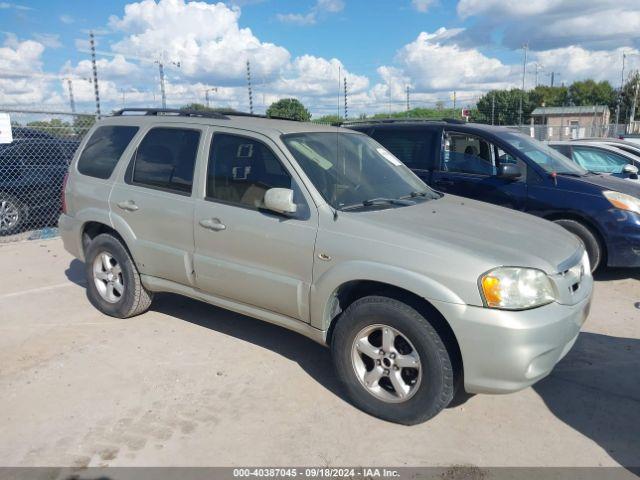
[0,193,26,236]
[331,295,455,425]
[84,233,153,318]
[553,219,602,272]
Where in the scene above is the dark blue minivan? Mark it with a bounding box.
[348,120,640,271]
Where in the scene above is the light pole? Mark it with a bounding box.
[518,43,528,126]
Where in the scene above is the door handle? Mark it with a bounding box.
[199,218,226,231]
[117,200,139,212]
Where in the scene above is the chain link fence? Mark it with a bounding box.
[0,110,95,243]
[0,107,633,243]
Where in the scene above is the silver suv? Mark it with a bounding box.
[59,108,593,424]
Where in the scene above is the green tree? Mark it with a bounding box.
[474,89,536,125]
[73,114,96,136]
[371,107,459,119]
[528,85,569,107]
[313,114,343,124]
[26,118,74,137]
[266,98,311,121]
[618,72,640,123]
[181,102,214,111]
[568,80,616,109]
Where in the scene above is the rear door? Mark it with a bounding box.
[430,130,528,210]
[109,124,204,286]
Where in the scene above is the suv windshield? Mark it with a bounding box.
[282,132,438,210]
[501,131,588,176]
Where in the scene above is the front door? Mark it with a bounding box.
[193,130,317,322]
[430,130,528,210]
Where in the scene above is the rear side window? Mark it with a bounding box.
[77,126,138,179]
[132,127,200,194]
[370,129,438,170]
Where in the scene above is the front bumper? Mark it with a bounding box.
[432,295,592,394]
[601,210,640,267]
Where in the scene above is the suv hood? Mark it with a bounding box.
[348,194,582,274]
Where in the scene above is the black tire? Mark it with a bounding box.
[0,193,26,236]
[331,296,455,425]
[553,219,602,272]
[84,233,153,318]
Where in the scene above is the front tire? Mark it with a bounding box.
[331,296,455,425]
[84,233,153,318]
[553,219,602,272]
[0,193,26,236]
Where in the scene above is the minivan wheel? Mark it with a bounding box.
[85,233,153,318]
[331,296,455,425]
[0,194,25,236]
[553,219,602,272]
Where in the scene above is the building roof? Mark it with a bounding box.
[531,105,610,116]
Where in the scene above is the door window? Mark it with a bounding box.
[442,132,497,176]
[572,147,631,174]
[131,127,200,194]
[370,129,438,170]
[206,133,293,209]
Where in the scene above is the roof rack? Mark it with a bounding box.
[340,117,467,126]
[111,108,301,122]
[112,108,229,119]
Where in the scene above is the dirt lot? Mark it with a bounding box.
[0,238,638,468]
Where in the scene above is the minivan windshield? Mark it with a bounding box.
[282,132,439,210]
[501,131,588,176]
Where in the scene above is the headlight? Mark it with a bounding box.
[603,191,640,214]
[479,267,556,310]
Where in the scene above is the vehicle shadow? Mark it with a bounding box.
[532,332,640,471]
[150,292,350,403]
[65,258,86,286]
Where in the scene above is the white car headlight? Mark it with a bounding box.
[480,267,556,310]
[603,191,640,215]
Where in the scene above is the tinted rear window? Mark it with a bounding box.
[370,128,439,170]
[77,126,138,179]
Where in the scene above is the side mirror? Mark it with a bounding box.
[263,188,297,215]
[623,164,639,175]
[497,163,522,180]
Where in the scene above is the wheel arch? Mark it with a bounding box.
[542,211,607,264]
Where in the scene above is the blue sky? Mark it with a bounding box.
[1,0,639,116]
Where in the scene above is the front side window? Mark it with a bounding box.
[442,132,497,176]
[572,147,631,174]
[282,132,437,210]
[501,131,588,176]
[207,134,293,208]
[78,126,139,179]
[132,127,200,194]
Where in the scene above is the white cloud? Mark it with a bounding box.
[0,36,51,105]
[457,0,640,50]
[59,14,74,24]
[33,33,62,49]
[277,0,344,25]
[0,2,33,11]
[412,0,434,13]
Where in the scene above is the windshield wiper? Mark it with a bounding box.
[340,197,414,211]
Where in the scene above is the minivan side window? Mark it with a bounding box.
[77,126,139,179]
[370,129,438,170]
[132,127,200,194]
[442,132,496,176]
[206,133,292,209]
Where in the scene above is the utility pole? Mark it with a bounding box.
[534,63,543,86]
[343,76,348,119]
[120,88,126,108]
[66,79,76,113]
[406,85,410,113]
[519,43,528,126]
[89,31,101,117]
[491,92,495,125]
[629,74,640,132]
[452,91,457,111]
[246,60,254,114]
[157,61,166,108]
[616,52,627,127]
[205,87,218,109]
